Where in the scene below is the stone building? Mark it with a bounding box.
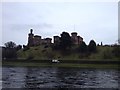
[28,29,83,47]
[54,36,60,45]
[77,36,83,44]
[53,32,83,45]
[71,32,83,44]
[27,29,52,47]
[41,38,52,45]
[28,29,34,46]
[34,35,41,46]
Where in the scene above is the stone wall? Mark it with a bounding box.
[28,29,83,47]
[28,29,52,46]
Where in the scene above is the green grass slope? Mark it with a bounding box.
[17,45,120,61]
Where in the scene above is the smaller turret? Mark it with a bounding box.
[28,29,34,46]
[30,29,33,34]
[54,36,60,44]
[71,32,77,37]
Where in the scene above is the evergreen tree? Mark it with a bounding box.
[78,41,87,53]
[88,40,96,53]
[101,42,103,46]
[60,32,72,50]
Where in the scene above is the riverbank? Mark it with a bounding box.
[16,45,120,60]
[2,60,120,69]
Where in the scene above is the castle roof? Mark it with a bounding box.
[54,36,60,38]
[45,38,52,40]
[34,35,41,37]
[71,32,77,34]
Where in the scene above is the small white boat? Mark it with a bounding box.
[52,59,60,63]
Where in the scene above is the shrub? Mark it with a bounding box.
[78,41,87,53]
[3,48,17,59]
[112,45,120,58]
[16,45,22,51]
[103,49,113,59]
[23,45,29,51]
[3,41,17,59]
[88,40,96,53]
[27,55,34,60]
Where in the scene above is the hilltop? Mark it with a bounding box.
[2,30,120,61]
[2,41,120,69]
[17,45,120,61]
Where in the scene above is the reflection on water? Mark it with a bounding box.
[2,67,120,88]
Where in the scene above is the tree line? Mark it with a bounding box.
[2,41,25,59]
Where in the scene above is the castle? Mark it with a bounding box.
[28,29,83,46]
[28,29,52,46]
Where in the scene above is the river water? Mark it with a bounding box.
[2,67,120,89]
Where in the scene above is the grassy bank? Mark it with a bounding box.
[3,45,119,69]
[2,60,119,69]
[17,45,120,60]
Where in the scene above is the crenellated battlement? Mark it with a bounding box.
[28,29,83,47]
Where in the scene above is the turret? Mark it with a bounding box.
[54,36,60,44]
[30,29,33,34]
[71,32,77,37]
[28,29,34,46]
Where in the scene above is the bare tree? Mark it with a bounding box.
[4,41,16,48]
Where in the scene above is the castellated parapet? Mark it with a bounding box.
[53,32,83,45]
[54,36,60,45]
[28,29,83,47]
[34,35,41,46]
[71,32,83,44]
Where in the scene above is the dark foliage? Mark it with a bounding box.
[78,41,88,53]
[88,40,96,53]
[26,55,34,60]
[103,48,113,59]
[42,49,46,53]
[23,45,29,51]
[3,41,17,59]
[4,41,16,48]
[59,32,72,50]
[101,42,103,46]
[3,48,17,59]
[16,45,22,51]
[44,45,48,48]
[51,44,60,50]
[112,45,120,58]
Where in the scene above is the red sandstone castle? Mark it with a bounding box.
[28,29,83,46]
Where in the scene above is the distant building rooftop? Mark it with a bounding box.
[34,35,41,37]
[45,38,52,40]
[71,32,77,35]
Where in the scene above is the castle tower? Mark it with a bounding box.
[34,35,41,46]
[71,32,77,37]
[77,36,83,44]
[71,32,78,44]
[28,29,34,46]
[54,36,60,44]
[45,38,52,44]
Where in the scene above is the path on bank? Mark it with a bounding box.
[3,59,120,64]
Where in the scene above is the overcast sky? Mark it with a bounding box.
[2,2,118,46]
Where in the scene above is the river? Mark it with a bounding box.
[2,67,120,89]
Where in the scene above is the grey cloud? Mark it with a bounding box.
[10,23,53,31]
